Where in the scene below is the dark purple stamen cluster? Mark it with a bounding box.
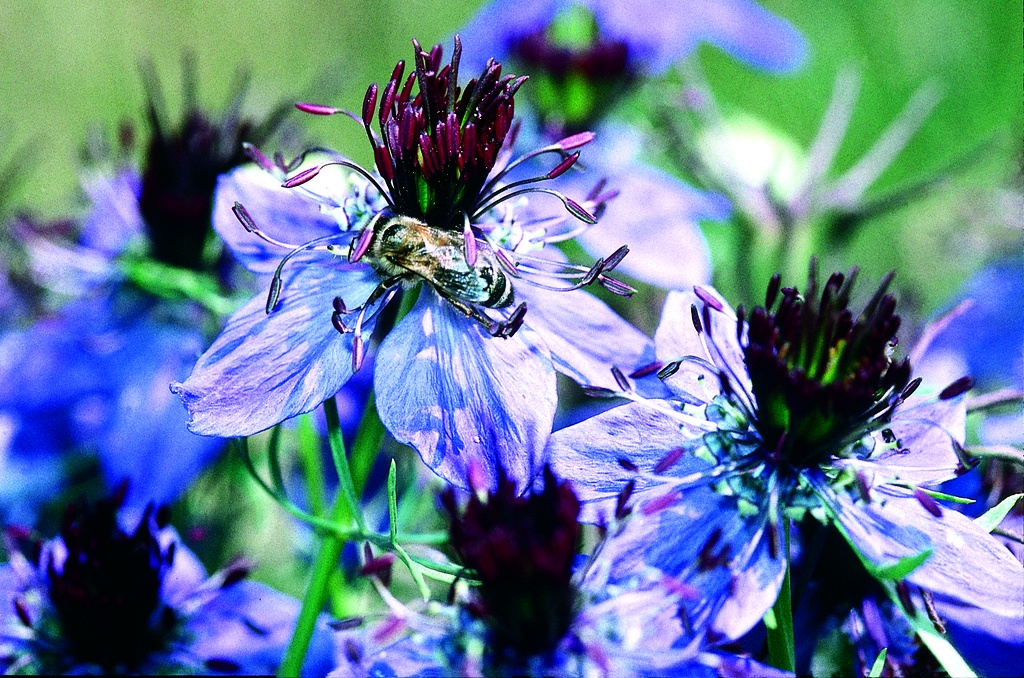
[137,63,287,270]
[441,466,581,661]
[46,492,175,670]
[743,265,912,468]
[354,37,526,230]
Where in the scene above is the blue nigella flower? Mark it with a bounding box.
[910,256,1024,676]
[330,465,789,677]
[172,38,655,489]
[0,488,332,675]
[0,62,289,515]
[456,0,806,291]
[546,265,1024,660]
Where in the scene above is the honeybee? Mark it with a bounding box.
[351,209,523,336]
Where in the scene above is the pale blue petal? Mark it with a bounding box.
[547,401,709,522]
[374,289,557,489]
[172,257,381,437]
[514,284,655,390]
[591,0,807,74]
[190,580,333,678]
[576,165,720,290]
[80,169,145,256]
[860,396,967,486]
[830,485,1024,619]
[213,166,347,275]
[455,0,561,74]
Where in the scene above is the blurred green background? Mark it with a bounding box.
[1,0,1020,317]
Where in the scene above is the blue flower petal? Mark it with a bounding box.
[575,165,719,290]
[80,169,144,257]
[98,321,225,509]
[591,0,807,74]
[547,401,709,522]
[514,284,655,390]
[830,485,1024,619]
[172,258,381,437]
[605,487,783,642]
[213,166,349,276]
[861,396,967,486]
[458,0,806,76]
[374,289,557,489]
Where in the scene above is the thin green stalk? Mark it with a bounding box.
[296,414,327,518]
[278,398,363,678]
[766,518,795,672]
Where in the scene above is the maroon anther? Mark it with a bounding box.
[333,296,349,315]
[653,447,686,474]
[690,304,703,334]
[602,245,629,271]
[220,558,253,588]
[556,131,595,151]
[547,152,579,179]
[350,225,376,263]
[629,361,664,379]
[615,479,636,520]
[694,286,724,312]
[611,366,630,392]
[913,488,943,517]
[939,376,974,400]
[332,312,350,335]
[14,597,32,628]
[282,164,322,188]
[362,84,378,126]
[328,617,365,631]
[617,457,639,472]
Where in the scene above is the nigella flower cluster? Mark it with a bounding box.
[547,265,1024,671]
[174,37,655,489]
[332,465,787,677]
[0,488,331,675]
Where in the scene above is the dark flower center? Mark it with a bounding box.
[442,466,581,665]
[743,266,911,469]
[46,494,175,670]
[137,65,284,271]
[364,39,526,230]
[509,5,631,134]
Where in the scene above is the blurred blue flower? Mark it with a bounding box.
[0,490,332,675]
[173,39,654,490]
[547,269,1024,657]
[0,64,290,516]
[458,0,807,80]
[454,0,806,290]
[331,466,788,677]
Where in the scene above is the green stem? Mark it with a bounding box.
[296,414,327,518]
[278,398,363,678]
[766,518,795,672]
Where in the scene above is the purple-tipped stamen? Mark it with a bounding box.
[296,102,342,116]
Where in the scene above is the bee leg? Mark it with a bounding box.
[432,286,526,339]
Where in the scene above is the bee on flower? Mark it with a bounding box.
[173,37,656,490]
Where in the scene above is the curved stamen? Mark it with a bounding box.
[471,187,596,224]
[265,232,358,313]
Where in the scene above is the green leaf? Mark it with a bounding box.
[868,648,888,678]
[865,548,933,580]
[387,458,398,544]
[974,493,1024,533]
